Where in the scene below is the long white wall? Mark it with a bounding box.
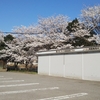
[64,54,82,79]
[83,53,100,81]
[50,55,64,77]
[38,52,100,81]
[38,56,49,75]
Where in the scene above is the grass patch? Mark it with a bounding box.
[7,70,37,74]
[0,66,37,74]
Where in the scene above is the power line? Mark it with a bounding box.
[0,32,37,34]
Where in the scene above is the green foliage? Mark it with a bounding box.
[0,41,6,50]
[67,18,79,32]
[71,37,97,47]
[65,18,98,47]
[23,47,29,51]
[4,34,14,42]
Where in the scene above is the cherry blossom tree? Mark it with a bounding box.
[13,15,69,43]
[80,5,100,44]
[37,15,69,42]
[1,9,100,69]
[10,15,72,62]
[4,15,68,65]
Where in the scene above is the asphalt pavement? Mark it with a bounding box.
[0,72,100,100]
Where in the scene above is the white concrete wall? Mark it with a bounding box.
[83,53,100,81]
[38,52,100,81]
[38,56,49,75]
[65,54,82,79]
[50,55,64,77]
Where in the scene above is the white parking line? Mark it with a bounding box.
[0,83,39,88]
[0,87,59,95]
[38,93,88,100]
[0,78,13,80]
[0,80,24,83]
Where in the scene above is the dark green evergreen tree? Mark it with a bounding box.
[4,34,14,42]
[67,18,79,32]
[65,18,97,47]
[0,41,6,50]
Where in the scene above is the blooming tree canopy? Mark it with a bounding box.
[13,15,69,43]
[81,5,100,44]
[0,6,100,65]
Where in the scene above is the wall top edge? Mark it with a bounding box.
[36,46,100,55]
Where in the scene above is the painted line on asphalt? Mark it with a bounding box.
[0,87,59,95]
[38,93,88,100]
[0,83,39,88]
[0,78,13,80]
[0,80,24,83]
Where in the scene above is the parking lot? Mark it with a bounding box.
[0,72,100,100]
